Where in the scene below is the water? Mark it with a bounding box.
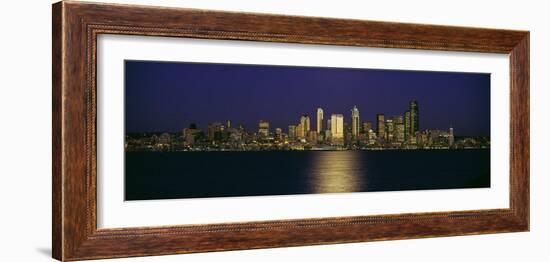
[125,149,490,200]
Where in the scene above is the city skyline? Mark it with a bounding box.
[125,60,490,136]
[126,99,489,152]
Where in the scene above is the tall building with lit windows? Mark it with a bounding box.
[258,120,269,137]
[300,114,310,137]
[376,114,385,140]
[404,110,411,141]
[351,106,360,139]
[385,118,394,141]
[296,123,304,139]
[330,114,344,145]
[274,128,283,140]
[449,127,454,146]
[410,100,419,135]
[393,116,405,142]
[316,108,324,134]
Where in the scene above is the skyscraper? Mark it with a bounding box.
[296,123,304,139]
[258,120,269,137]
[385,118,394,141]
[393,116,405,142]
[376,114,385,140]
[331,114,344,145]
[404,110,411,141]
[300,114,310,137]
[449,127,454,146]
[274,128,282,140]
[351,106,360,139]
[410,100,419,135]
[316,108,324,134]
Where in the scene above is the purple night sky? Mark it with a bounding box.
[124,60,490,136]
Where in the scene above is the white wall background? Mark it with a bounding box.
[0,0,546,261]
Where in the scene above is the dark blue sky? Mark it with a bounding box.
[125,60,490,136]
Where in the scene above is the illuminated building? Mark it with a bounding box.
[157,133,171,150]
[367,129,377,144]
[376,114,385,140]
[258,120,269,137]
[392,116,405,142]
[207,122,224,141]
[404,111,411,141]
[385,118,394,141]
[331,114,344,145]
[183,127,201,145]
[351,106,360,140]
[227,128,243,142]
[449,127,454,146]
[324,129,332,141]
[307,130,318,143]
[363,121,372,133]
[316,108,324,134]
[274,128,283,140]
[300,114,310,138]
[296,123,304,139]
[410,100,419,135]
[288,125,296,140]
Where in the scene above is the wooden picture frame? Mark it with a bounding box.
[52,1,529,261]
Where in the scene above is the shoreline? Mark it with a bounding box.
[125,147,490,153]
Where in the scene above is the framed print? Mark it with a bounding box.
[52,1,529,261]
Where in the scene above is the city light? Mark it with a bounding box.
[125,100,490,152]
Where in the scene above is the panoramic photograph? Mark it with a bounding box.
[124,60,491,201]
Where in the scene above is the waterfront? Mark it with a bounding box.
[125,149,490,200]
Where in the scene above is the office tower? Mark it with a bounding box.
[392,116,404,143]
[331,114,344,145]
[404,110,411,140]
[226,120,231,129]
[288,125,296,140]
[351,106,360,139]
[376,114,385,140]
[385,118,394,141]
[316,108,324,134]
[296,123,304,139]
[274,128,282,140]
[258,120,269,137]
[449,127,454,146]
[300,114,310,138]
[410,100,419,135]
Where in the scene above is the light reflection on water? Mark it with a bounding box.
[306,151,363,193]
